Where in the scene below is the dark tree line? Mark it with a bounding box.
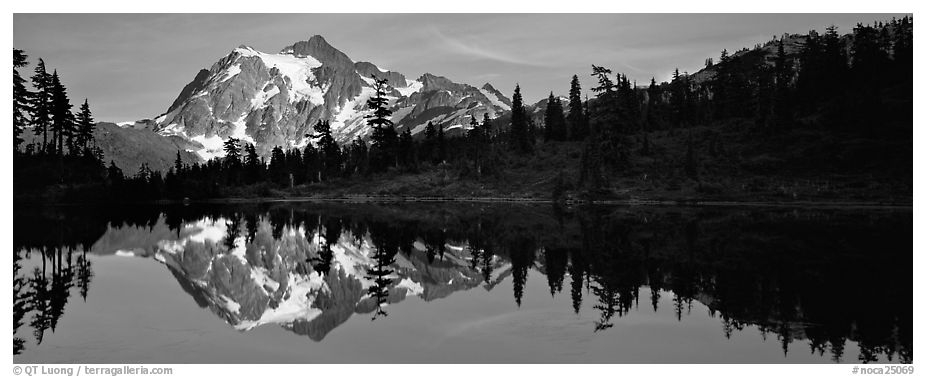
[574,17,913,191]
[110,75,513,200]
[16,203,911,362]
[14,49,107,192]
[16,17,912,202]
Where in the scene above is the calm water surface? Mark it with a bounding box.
[12,202,912,363]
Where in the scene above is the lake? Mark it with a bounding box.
[12,202,912,363]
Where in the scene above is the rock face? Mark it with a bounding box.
[152,35,512,161]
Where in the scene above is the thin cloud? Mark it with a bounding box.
[431,27,551,68]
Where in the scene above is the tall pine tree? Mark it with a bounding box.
[567,74,586,140]
[312,120,341,181]
[509,84,531,153]
[13,49,31,152]
[543,93,567,142]
[74,99,94,149]
[49,71,76,155]
[365,76,398,170]
[30,59,52,153]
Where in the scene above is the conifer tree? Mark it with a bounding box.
[312,120,341,180]
[366,76,397,170]
[107,161,124,184]
[268,146,287,185]
[349,136,369,176]
[13,49,31,152]
[49,71,76,155]
[821,25,847,91]
[31,59,52,153]
[567,74,586,140]
[223,137,241,167]
[398,128,414,169]
[481,113,493,140]
[543,93,567,142]
[669,68,689,127]
[365,243,396,320]
[643,77,660,154]
[590,66,619,135]
[244,143,262,183]
[422,121,437,163]
[467,115,484,176]
[301,141,319,182]
[74,99,94,149]
[285,148,304,184]
[174,150,184,174]
[424,121,436,140]
[892,17,912,82]
[509,84,531,153]
[543,92,556,142]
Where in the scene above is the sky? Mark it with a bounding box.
[13,13,905,122]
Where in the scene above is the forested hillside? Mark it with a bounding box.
[13,17,912,204]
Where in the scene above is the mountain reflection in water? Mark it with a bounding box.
[13,203,912,363]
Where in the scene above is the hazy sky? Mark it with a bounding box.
[13,13,904,122]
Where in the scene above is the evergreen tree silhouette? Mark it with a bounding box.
[49,71,76,155]
[30,58,52,153]
[74,99,94,149]
[567,74,586,140]
[13,49,31,152]
[509,84,531,154]
[366,76,397,170]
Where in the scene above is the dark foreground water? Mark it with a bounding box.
[12,202,911,363]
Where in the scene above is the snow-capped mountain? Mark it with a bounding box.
[94,215,511,341]
[153,35,512,161]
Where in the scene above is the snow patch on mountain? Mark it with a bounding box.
[221,64,241,82]
[359,75,376,86]
[479,87,511,111]
[250,84,280,109]
[235,46,324,105]
[158,123,185,137]
[220,295,242,313]
[330,86,377,138]
[230,116,255,145]
[190,134,227,161]
[396,80,423,97]
[139,36,513,163]
[235,272,325,331]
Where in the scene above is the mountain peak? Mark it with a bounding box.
[280,34,354,71]
[281,35,333,54]
[481,82,500,93]
[151,35,513,161]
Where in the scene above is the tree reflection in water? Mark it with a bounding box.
[12,203,912,363]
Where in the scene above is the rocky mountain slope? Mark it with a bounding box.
[144,35,511,160]
[22,121,200,173]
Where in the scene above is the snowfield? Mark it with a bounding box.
[235,46,325,105]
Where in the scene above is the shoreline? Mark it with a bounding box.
[18,194,913,210]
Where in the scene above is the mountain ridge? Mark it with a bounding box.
[144,34,512,161]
